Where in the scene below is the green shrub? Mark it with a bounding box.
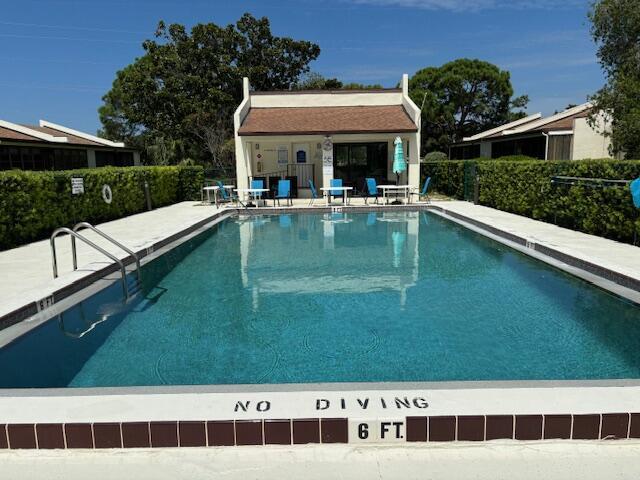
[0,165,204,250]
[423,151,449,162]
[488,155,537,162]
[421,158,640,244]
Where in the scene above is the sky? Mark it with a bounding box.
[0,0,601,134]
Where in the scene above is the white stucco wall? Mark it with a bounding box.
[251,91,403,108]
[572,117,613,160]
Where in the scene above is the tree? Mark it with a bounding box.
[588,0,640,158]
[295,72,344,90]
[294,72,384,90]
[408,59,528,153]
[99,13,320,169]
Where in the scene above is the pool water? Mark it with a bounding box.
[1,211,639,388]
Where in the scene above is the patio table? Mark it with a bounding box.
[377,185,412,204]
[320,186,353,206]
[234,188,270,208]
[202,186,220,205]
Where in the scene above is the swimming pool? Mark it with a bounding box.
[1,210,639,388]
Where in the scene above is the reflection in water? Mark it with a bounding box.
[239,212,419,303]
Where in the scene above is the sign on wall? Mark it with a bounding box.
[71,177,84,195]
[277,145,288,165]
[322,136,334,180]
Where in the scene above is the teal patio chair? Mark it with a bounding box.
[410,177,431,203]
[273,179,292,207]
[330,178,344,203]
[308,179,319,206]
[364,178,379,205]
[217,180,237,204]
[250,179,265,203]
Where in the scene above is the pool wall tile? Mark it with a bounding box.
[0,425,7,449]
[36,424,65,449]
[515,415,543,440]
[457,416,485,441]
[321,418,348,444]
[150,422,178,448]
[264,420,292,445]
[93,423,122,449]
[235,420,263,446]
[406,417,427,442]
[600,413,629,439]
[572,415,601,440]
[428,416,456,442]
[630,414,640,439]
[543,415,572,439]
[486,415,514,440]
[179,421,207,447]
[207,421,235,446]
[293,419,320,444]
[121,422,150,448]
[64,423,93,449]
[7,424,36,449]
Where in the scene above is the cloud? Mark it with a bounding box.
[343,0,584,12]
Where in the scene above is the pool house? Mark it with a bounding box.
[233,74,421,197]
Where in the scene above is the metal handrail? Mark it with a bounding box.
[72,222,141,283]
[50,227,129,299]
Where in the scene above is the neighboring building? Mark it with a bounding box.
[0,119,140,171]
[449,103,613,161]
[233,74,421,196]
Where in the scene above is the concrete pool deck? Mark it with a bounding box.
[2,441,640,480]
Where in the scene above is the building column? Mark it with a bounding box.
[87,149,96,168]
[407,136,420,190]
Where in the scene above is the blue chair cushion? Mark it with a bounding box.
[631,177,640,208]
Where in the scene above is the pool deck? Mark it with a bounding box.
[2,441,640,480]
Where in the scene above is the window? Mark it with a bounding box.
[54,149,87,170]
[333,142,388,187]
[491,136,546,159]
[95,150,134,167]
[547,135,572,160]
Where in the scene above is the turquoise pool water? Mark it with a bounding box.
[1,211,639,388]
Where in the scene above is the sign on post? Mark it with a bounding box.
[322,136,333,187]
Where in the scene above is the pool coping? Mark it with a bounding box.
[1,203,640,450]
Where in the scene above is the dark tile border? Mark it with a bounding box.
[7,424,36,449]
[36,424,65,449]
[1,412,639,449]
[122,422,150,448]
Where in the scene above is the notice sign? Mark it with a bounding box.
[322,136,333,184]
[322,136,333,167]
[71,177,84,195]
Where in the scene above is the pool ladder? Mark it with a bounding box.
[50,222,142,300]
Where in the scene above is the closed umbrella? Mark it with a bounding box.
[392,137,407,204]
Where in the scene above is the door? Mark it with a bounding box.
[291,143,312,189]
[333,143,388,189]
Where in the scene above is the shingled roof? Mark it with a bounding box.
[238,105,418,136]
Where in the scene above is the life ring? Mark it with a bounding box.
[102,184,113,204]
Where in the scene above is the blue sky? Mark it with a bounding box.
[1,0,600,134]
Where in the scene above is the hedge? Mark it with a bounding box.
[0,166,204,250]
[422,159,640,244]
